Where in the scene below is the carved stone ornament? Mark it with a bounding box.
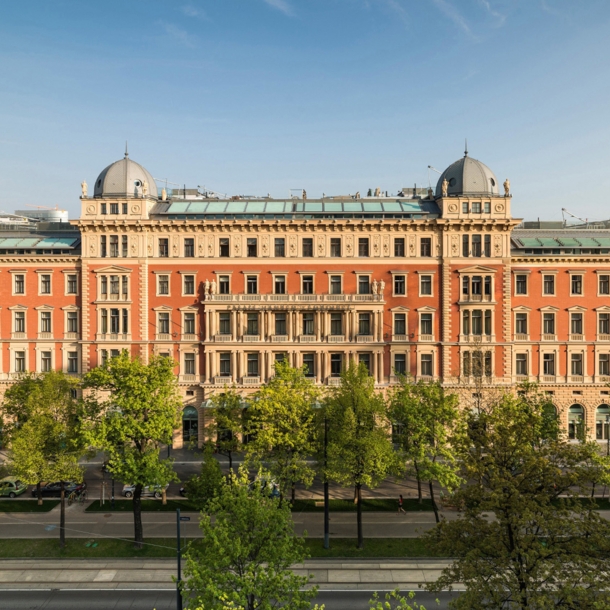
[89,240,96,256]
[448,203,458,213]
[261,236,269,256]
[317,236,325,256]
[81,180,88,197]
[373,235,380,255]
[147,236,153,255]
[409,236,416,256]
[86,204,95,214]
[131,205,140,214]
[441,178,448,197]
[172,239,179,256]
[451,235,459,255]
[383,235,390,256]
[208,241,213,257]
[345,235,353,256]
[289,235,297,256]
[234,239,241,256]
[494,235,502,256]
[495,203,504,213]
[198,239,204,256]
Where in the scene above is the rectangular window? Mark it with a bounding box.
[110,309,120,334]
[330,353,343,376]
[484,235,491,257]
[394,275,406,295]
[515,313,528,334]
[158,275,169,295]
[515,275,527,295]
[183,275,195,295]
[110,203,119,215]
[122,235,128,257]
[110,235,119,258]
[110,349,120,358]
[421,354,433,377]
[184,353,195,375]
[543,275,555,295]
[122,202,128,215]
[101,276,107,295]
[101,203,107,215]
[462,310,470,335]
[516,353,528,376]
[303,353,315,377]
[219,238,230,257]
[394,313,406,336]
[100,235,107,258]
[101,310,108,334]
[358,353,371,373]
[471,235,482,257]
[123,309,129,336]
[247,353,259,376]
[358,313,371,335]
[122,276,128,296]
[543,353,555,376]
[219,353,231,376]
[184,238,194,258]
[274,275,286,295]
[543,313,555,335]
[302,313,314,335]
[302,238,313,257]
[600,354,610,376]
[330,313,342,335]
[484,276,492,295]
[420,313,432,336]
[159,312,170,334]
[358,276,370,295]
[330,238,341,257]
[472,310,482,335]
[471,276,482,295]
[274,238,285,258]
[600,275,610,295]
[247,238,258,257]
[40,274,51,294]
[571,353,583,376]
[67,311,78,333]
[219,275,230,294]
[67,351,78,373]
[101,350,108,366]
[600,313,610,335]
[302,275,314,294]
[394,238,405,257]
[571,275,583,295]
[40,311,51,333]
[14,311,25,333]
[184,313,195,335]
[358,238,369,257]
[330,275,342,294]
[472,202,481,213]
[41,351,51,373]
[420,275,432,295]
[246,276,258,294]
[159,238,169,257]
[571,313,583,335]
[14,274,24,294]
[462,235,469,257]
[15,351,25,372]
[219,312,231,335]
[484,201,491,213]
[275,313,286,336]
[462,202,469,213]
[246,313,259,336]
[463,352,471,376]
[110,275,119,295]
[394,353,406,375]
[420,238,431,257]
[485,310,492,336]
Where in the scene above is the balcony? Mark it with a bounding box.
[213,375,233,385]
[241,294,262,301]
[599,334,610,342]
[11,332,26,340]
[214,334,233,342]
[182,334,197,341]
[64,332,79,340]
[327,377,342,386]
[419,334,434,342]
[542,334,556,341]
[204,294,384,304]
[569,375,584,384]
[328,335,345,343]
[299,335,316,343]
[242,376,260,385]
[156,333,171,341]
[326,294,347,301]
[356,334,373,343]
[98,293,129,302]
[540,375,556,383]
[271,335,288,342]
[514,334,529,341]
[97,333,131,341]
[569,334,584,342]
[180,374,198,383]
[460,294,493,304]
[242,335,261,342]
[295,294,317,302]
[392,334,408,342]
[38,332,53,340]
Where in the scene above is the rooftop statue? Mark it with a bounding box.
[81,180,87,198]
[142,181,149,196]
[441,178,448,197]
[503,178,510,197]
[161,187,167,201]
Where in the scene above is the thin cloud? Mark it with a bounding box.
[262,0,294,16]
[182,4,207,20]
[159,22,198,49]
[477,0,506,27]
[380,0,409,26]
[430,0,474,38]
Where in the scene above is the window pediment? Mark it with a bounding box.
[93,265,132,274]
[456,265,497,274]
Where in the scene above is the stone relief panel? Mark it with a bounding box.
[197,236,205,257]
[494,235,502,257]
[233,236,241,257]
[372,234,381,257]
[345,235,354,257]
[208,235,214,258]
[172,236,179,257]
[409,236,416,257]
[261,235,270,257]
[89,236,96,257]
[451,235,459,256]
[317,235,325,257]
[289,235,297,257]
[147,235,153,256]
[383,235,390,257]
[130,236,138,257]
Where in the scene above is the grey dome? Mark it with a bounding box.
[435,154,499,197]
[94,154,157,198]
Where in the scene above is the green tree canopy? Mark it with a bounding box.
[82,351,181,547]
[207,387,244,473]
[185,444,225,511]
[245,361,320,502]
[182,466,317,610]
[425,389,610,609]
[325,363,399,549]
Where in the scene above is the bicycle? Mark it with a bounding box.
[78,490,88,505]
[67,490,88,506]
[67,491,77,506]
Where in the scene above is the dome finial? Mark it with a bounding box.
[125,141,129,158]
[464,138,468,157]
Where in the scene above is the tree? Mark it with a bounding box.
[424,390,610,609]
[388,377,461,522]
[245,361,320,503]
[369,590,427,610]
[82,351,181,548]
[185,444,225,510]
[4,371,85,547]
[182,467,317,610]
[207,387,244,474]
[325,363,398,549]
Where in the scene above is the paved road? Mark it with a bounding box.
[0,589,459,609]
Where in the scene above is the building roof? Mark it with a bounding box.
[512,228,610,251]
[93,153,157,199]
[436,153,499,197]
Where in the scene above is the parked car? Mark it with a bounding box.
[31,481,86,498]
[0,477,27,498]
[121,484,169,499]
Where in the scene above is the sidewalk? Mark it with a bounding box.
[0,558,453,591]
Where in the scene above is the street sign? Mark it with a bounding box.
[180,516,191,521]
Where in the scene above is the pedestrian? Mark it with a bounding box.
[397,494,406,514]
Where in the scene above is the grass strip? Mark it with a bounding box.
[292,498,434,512]
[305,537,440,557]
[86,499,197,512]
[0,500,60,512]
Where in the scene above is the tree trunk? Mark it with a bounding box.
[60,482,66,549]
[291,482,296,503]
[591,481,596,499]
[161,489,167,505]
[133,483,144,549]
[356,483,363,550]
[414,461,422,503]
[36,482,42,506]
[228,451,233,475]
[429,480,440,523]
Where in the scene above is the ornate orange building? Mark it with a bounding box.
[1,150,609,445]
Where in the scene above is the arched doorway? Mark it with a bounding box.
[182,406,199,443]
[568,404,584,440]
[596,404,610,441]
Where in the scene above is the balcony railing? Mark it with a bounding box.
[271,335,288,342]
[156,333,172,341]
[242,335,260,342]
[599,334,610,342]
[38,332,53,340]
[569,334,584,342]
[64,332,79,340]
[392,334,408,342]
[205,293,384,303]
[213,375,233,385]
[11,332,26,340]
[327,377,342,386]
[514,333,529,341]
[214,334,233,342]
[356,334,373,343]
[419,334,434,342]
[542,334,556,341]
[299,335,316,343]
[328,335,345,343]
[182,334,197,341]
[242,376,260,385]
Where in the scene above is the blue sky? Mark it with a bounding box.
[1,1,609,220]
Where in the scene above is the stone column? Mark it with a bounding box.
[231,310,237,340]
[230,351,236,383]
[316,310,321,342]
[315,351,321,384]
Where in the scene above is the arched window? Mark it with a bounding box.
[568,404,584,440]
[182,406,199,443]
[596,404,610,440]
